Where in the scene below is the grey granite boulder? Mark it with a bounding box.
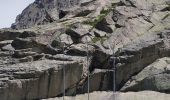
[121,57,170,92]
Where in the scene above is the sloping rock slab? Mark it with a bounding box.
[115,30,170,89]
[121,57,170,92]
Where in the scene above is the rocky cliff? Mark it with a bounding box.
[0,0,170,100]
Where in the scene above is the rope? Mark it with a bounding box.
[107,37,116,100]
[55,32,66,100]
[86,37,90,100]
[9,50,14,64]
[62,43,66,100]
[113,56,116,92]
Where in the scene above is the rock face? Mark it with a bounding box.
[11,0,112,29]
[0,0,170,99]
[11,0,80,29]
[0,60,83,100]
[79,69,113,93]
[115,30,170,89]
